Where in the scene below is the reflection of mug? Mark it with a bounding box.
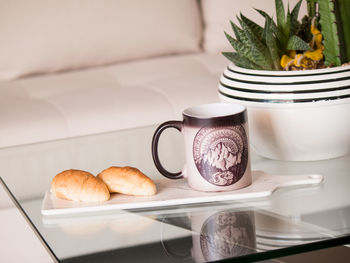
[193,210,256,262]
[160,209,256,262]
[152,103,251,192]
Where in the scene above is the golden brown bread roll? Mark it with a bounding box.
[51,169,110,202]
[98,166,157,196]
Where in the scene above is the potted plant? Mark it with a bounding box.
[219,0,350,161]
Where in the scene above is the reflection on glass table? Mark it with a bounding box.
[0,125,349,262]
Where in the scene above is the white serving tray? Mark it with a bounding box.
[41,171,323,216]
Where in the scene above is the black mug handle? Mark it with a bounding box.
[152,121,184,179]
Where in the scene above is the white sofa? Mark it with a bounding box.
[0,0,303,149]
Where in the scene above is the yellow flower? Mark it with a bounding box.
[280,55,294,68]
[281,54,314,70]
[310,18,324,50]
[280,17,324,70]
[304,48,323,61]
[310,22,321,35]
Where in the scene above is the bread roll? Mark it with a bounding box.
[98,166,156,196]
[51,169,110,202]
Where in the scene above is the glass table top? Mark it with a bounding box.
[1,125,350,262]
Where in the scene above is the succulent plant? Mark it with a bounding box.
[223,0,350,70]
[223,0,310,70]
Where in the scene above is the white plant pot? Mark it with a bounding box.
[218,64,350,161]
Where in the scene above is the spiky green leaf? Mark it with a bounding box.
[238,18,265,54]
[255,8,277,33]
[287,35,311,51]
[290,0,302,35]
[230,20,243,43]
[222,52,263,69]
[264,18,281,70]
[286,7,291,38]
[236,17,263,48]
[224,31,240,50]
[238,19,273,69]
[230,20,253,49]
[275,0,286,30]
[240,13,264,40]
[224,32,259,64]
[256,8,286,48]
[274,0,291,49]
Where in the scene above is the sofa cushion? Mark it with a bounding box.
[0,53,227,148]
[201,0,307,54]
[0,0,202,81]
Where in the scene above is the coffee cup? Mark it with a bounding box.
[152,103,252,192]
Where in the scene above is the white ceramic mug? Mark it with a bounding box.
[152,103,252,192]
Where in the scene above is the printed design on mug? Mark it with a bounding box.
[193,125,248,186]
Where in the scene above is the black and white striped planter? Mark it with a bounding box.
[218,64,350,161]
